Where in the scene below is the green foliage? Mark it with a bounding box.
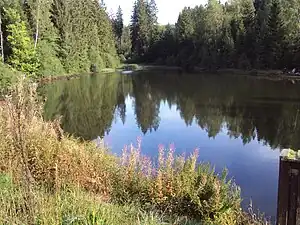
[0,0,119,82]
[37,40,65,76]
[0,62,19,93]
[51,0,119,73]
[113,145,243,224]
[112,6,124,53]
[0,181,167,225]
[264,0,285,69]
[129,0,300,71]
[120,26,132,58]
[5,8,39,76]
[102,53,119,69]
[176,8,194,41]
[130,0,159,59]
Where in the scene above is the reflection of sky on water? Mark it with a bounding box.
[104,97,279,219]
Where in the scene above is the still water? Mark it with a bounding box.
[42,71,300,219]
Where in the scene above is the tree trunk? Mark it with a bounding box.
[0,12,4,62]
[34,0,40,49]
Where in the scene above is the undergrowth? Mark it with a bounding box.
[0,77,270,224]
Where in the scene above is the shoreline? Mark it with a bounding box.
[142,65,300,83]
[39,65,300,85]
[39,68,117,84]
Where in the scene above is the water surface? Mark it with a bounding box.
[43,71,300,219]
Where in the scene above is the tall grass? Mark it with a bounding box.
[0,77,270,225]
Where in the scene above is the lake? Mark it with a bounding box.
[42,70,300,220]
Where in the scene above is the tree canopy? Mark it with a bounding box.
[128,0,300,70]
[0,0,119,78]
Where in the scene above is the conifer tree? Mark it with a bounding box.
[265,0,285,68]
[113,6,123,52]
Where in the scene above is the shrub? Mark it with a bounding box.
[113,143,242,224]
[0,63,20,94]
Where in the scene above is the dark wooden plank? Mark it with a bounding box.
[277,158,290,225]
[297,171,300,225]
[288,168,299,225]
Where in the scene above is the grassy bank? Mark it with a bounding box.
[0,78,269,224]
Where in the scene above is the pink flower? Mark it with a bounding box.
[158,144,165,168]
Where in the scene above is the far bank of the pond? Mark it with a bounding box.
[39,64,300,87]
[130,64,300,83]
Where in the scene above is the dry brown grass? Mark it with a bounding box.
[0,78,117,199]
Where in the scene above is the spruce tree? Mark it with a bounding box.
[241,0,256,67]
[265,0,285,68]
[147,0,158,45]
[113,6,123,52]
[130,0,149,57]
[130,1,139,56]
[176,7,194,42]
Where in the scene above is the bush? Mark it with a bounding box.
[0,63,20,94]
[112,143,242,224]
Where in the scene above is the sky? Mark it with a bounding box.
[106,0,208,25]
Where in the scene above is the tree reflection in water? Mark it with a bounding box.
[43,71,300,150]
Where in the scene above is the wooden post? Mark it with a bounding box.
[277,154,300,225]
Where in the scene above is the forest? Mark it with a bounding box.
[0,0,118,83]
[0,0,300,83]
[113,0,300,71]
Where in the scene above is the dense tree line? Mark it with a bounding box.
[129,0,159,60]
[0,0,119,79]
[128,0,300,70]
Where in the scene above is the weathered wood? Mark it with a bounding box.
[277,157,290,225]
[288,168,298,224]
[297,173,300,225]
[277,157,300,225]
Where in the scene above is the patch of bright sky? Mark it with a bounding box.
[106,0,208,25]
